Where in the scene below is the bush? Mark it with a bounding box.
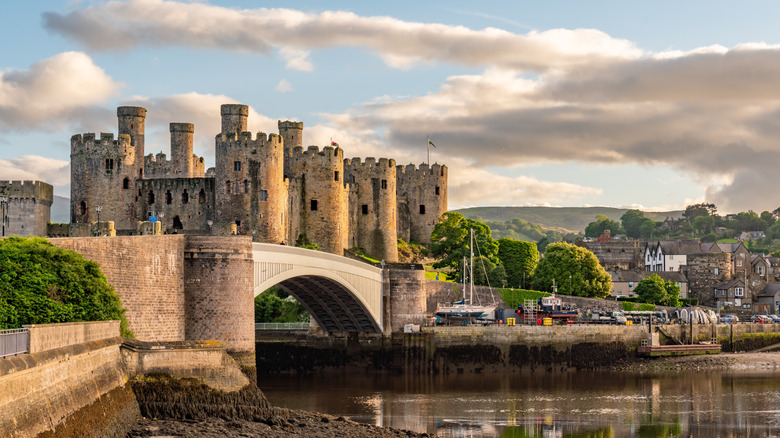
[637,303,656,311]
[498,288,550,308]
[621,301,636,311]
[0,237,133,337]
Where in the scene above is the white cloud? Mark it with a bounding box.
[43,0,641,71]
[274,79,293,93]
[278,48,312,72]
[0,156,70,187]
[0,52,120,130]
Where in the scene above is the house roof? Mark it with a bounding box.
[609,270,687,283]
[715,279,744,290]
[577,241,646,265]
[655,240,702,255]
[759,283,780,298]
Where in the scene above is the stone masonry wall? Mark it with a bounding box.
[25,320,119,354]
[184,236,254,352]
[385,268,427,332]
[50,236,187,341]
[0,180,53,237]
[396,163,447,245]
[344,157,398,262]
[687,253,732,306]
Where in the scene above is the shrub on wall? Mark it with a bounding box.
[0,237,133,337]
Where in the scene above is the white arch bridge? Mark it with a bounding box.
[252,243,384,334]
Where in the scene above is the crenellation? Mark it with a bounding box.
[68,102,446,260]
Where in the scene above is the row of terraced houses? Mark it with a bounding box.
[577,239,780,315]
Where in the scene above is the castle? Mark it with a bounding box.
[69,104,447,262]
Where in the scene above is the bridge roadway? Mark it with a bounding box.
[252,243,384,334]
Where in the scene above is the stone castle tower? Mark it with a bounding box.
[69,104,448,262]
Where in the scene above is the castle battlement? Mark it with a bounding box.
[71,132,132,155]
[397,162,446,178]
[0,180,54,202]
[278,120,303,130]
[344,157,396,168]
[291,145,343,160]
[216,132,283,146]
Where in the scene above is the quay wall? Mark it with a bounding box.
[0,322,132,438]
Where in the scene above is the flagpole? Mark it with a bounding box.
[427,136,430,165]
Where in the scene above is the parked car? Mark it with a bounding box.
[767,314,780,323]
[720,315,739,324]
[752,315,771,324]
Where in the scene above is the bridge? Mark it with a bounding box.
[252,243,384,334]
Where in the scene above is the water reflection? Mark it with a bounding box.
[258,371,780,437]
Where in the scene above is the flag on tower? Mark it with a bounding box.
[330,138,339,147]
[428,138,436,148]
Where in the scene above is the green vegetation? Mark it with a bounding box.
[294,234,321,250]
[633,273,681,307]
[350,248,380,263]
[498,288,550,308]
[454,206,678,235]
[430,212,501,285]
[531,242,612,298]
[585,214,624,238]
[397,239,428,263]
[0,237,132,337]
[254,286,309,323]
[497,238,538,289]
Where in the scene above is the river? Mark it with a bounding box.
[259,370,780,437]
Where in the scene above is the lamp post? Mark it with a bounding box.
[207,220,213,235]
[0,195,7,237]
[96,206,102,236]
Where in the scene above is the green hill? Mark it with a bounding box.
[452,206,683,234]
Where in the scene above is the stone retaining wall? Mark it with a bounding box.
[25,320,119,354]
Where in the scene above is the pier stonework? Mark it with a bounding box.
[184,236,255,352]
[68,104,446,260]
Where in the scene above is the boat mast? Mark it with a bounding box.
[469,228,474,306]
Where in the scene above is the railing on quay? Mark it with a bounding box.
[0,328,29,358]
[255,322,310,331]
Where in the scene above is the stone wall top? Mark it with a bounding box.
[23,320,120,354]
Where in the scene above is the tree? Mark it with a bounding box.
[431,213,499,281]
[620,210,647,238]
[634,274,681,307]
[639,220,657,239]
[682,203,717,220]
[498,238,538,289]
[634,274,666,305]
[254,287,309,323]
[584,215,624,238]
[0,237,132,336]
[692,215,714,235]
[469,256,507,287]
[530,242,612,298]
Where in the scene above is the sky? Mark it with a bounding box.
[4,1,780,213]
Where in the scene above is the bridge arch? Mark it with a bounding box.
[252,243,383,334]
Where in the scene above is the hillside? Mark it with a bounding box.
[51,196,69,223]
[452,206,683,234]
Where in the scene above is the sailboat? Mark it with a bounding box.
[435,228,497,322]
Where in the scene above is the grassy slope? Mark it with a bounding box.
[452,206,683,234]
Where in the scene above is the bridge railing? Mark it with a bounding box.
[255,322,310,331]
[0,328,29,358]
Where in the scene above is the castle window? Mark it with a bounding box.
[441,168,445,176]
[148,191,155,205]
[311,199,318,211]
[139,169,143,177]
[243,180,249,194]
[714,267,719,275]
[166,190,172,205]
[182,190,189,204]
[259,190,268,201]
[435,186,440,195]
[225,180,231,194]
[362,205,368,215]
[80,201,87,215]
[198,189,206,204]
[123,178,130,190]
[381,179,387,189]
[105,158,114,173]
[350,175,356,184]
[234,161,242,172]
[334,171,339,182]
[235,181,242,194]
[419,205,426,215]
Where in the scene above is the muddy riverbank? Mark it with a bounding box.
[611,351,780,372]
